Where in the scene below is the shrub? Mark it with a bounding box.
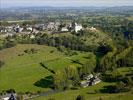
[48,98,55,100]
[76,95,85,100]
[0,60,4,68]
[6,89,16,93]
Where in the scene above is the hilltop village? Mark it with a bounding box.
[0,22,89,36]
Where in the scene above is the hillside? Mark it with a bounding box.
[0,44,94,92]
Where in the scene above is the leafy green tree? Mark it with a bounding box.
[99,43,117,72]
[82,59,96,75]
[65,65,80,86]
[4,39,17,48]
[116,47,133,67]
[53,70,68,90]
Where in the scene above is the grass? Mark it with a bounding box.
[80,30,112,47]
[0,44,132,100]
[33,93,133,100]
[116,67,133,75]
[0,44,92,93]
[33,81,133,100]
[126,16,133,21]
[31,66,133,100]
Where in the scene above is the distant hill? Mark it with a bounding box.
[0,6,133,21]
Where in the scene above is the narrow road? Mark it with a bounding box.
[25,90,64,100]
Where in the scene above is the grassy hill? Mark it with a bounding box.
[0,42,132,100]
[0,44,93,92]
[33,66,133,100]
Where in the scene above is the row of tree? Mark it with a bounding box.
[51,58,96,90]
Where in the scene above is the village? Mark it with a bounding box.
[0,22,82,36]
[0,21,97,38]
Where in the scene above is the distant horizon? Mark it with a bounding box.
[1,0,133,8]
[2,5,133,9]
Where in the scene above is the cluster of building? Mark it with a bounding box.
[0,93,16,100]
[80,74,101,88]
[0,22,83,35]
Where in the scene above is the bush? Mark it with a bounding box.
[30,48,37,54]
[6,89,16,93]
[57,46,65,52]
[16,94,23,100]
[48,98,55,100]
[24,48,37,54]
[4,40,17,48]
[50,50,54,53]
[0,60,4,68]
[76,95,85,100]
[24,49,30,53]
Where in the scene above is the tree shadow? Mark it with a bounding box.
[100,85,118,93]
[83,56,91,59]
[71,59,83,65]
[34,75,54,88]
[86,92,96,94]
[40,62,55,74]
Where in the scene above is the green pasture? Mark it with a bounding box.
[0,44,91,92]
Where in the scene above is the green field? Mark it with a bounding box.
[33,81,133,100]
[0,44,92,92]
[0,44,132,100]
[126,16,133,21]
[33,93,133,100]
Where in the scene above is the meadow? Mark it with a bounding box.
[0,44,91,92]
[0,44,132,100]
[33,93,133,100]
